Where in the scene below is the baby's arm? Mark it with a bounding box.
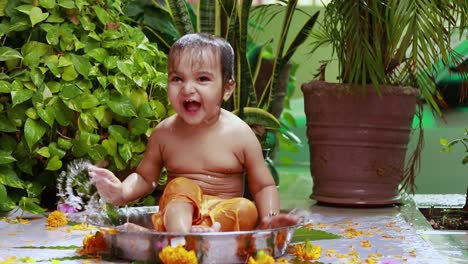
[242,130,280,218]
[242,128,299,229]
[89,128,164,206]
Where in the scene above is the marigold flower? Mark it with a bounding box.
[293,240,322,261]
[247,250,275,264]
[361,240,371,248]
[276,257,289,264]
[46,210,68,229]
[344,227,364,238]
[158,243,198,264]
[77,232,108,256]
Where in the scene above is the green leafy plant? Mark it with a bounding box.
[440,128,468,165]
[311,0,467,113]
[440,128,468,213]
[0,0,169,214]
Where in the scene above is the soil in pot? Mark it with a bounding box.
[419,207,468,230]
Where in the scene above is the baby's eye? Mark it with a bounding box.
[198,76,211,82]
[170,76,183,83]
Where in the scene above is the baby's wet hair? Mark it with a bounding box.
[168,33,235,87]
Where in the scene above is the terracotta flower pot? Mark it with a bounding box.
[301,81,420,206]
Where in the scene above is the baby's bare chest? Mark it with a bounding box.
[162,136,244,175]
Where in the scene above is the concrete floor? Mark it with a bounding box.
[1,183,466,263]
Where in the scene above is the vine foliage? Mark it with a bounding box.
[0,0,170,213]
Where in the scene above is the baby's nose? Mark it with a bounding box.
[182,82,196,94]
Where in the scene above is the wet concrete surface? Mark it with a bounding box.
[1,195,465,263]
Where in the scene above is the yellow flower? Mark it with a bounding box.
[77,232,108,256]
[361,240,371,248]
[293,240,322,261]
[0,256,35,264]
[275,257,290,264]
[46,210,68,229]
[247,250,275,264]
[158,243,198,264]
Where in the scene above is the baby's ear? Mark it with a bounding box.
[222,79,236,101]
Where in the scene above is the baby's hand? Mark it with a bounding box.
[88,165,124,205]
[257,213,300,230]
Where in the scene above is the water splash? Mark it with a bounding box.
[56,159,102,213]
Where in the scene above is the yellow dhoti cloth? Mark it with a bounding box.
[151,177,258,232]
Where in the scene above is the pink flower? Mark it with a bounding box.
[57,203,79,213]
[378,259,400,264]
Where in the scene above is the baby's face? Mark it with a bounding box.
[167,49,228,127]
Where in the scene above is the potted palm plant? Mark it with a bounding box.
[301,0,467,206]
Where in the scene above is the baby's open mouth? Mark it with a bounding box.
[183,99,201,112]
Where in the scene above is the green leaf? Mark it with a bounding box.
[70,54,91,78]
[0,150,16,165]
[0,184,7,206]
[57,138,73,150]
[57,0,75,9]
[25,181,43,198]
[102,138,117,157]
[108,125,129,144]
[150,100,167,119]
[49,142,67,158]
[15,4,33,14]
[107,94,137,117]
[119,143,132,163]
[79,94,99,109]
[104,202,121,225]
[11,89,34,106]
[37,106,55,127]
[30,67,45,87]
[78,112,98,131]
[0,47,23,61]
[117,60,134,80]
[129,117,150,136]
[0,81,11,93]
[62,65,78,81]
[0,185,16,212]
[46,155,62,171]
[24,118,48,149]
[40,0,56,9]
[36,147,50,158]
[439,138,448,146]
[86,48,108,63]
[19,197,46,214]
[291,226,341,243]
[233,107,280,129]
[0,166,24,188]
[87,145,107,161]
[90,105,112,127]
[0,114,17,133]
[22,41,52,67]
[60,85,81,103]
[29,7,49,27]
[79,131,100,145]
[93,5,111,25]
[108,74,128,95]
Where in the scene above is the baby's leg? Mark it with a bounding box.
[163,201,194,233]
[122,222,151,232]
[209,198,258,231]
[190,222,221,233]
